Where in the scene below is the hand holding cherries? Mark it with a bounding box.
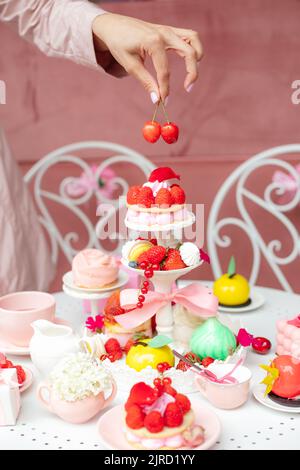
[143,101,179,144]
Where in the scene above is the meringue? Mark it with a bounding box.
[179,242,200,267]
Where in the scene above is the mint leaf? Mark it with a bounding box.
[148,335,172,349]
[227,256,236,278]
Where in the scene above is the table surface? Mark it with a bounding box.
[1,283,300,451]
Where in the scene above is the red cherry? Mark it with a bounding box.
[142,121,161,143]
[157,363,166,373]
[141,287,148,294]
[143,281,149,288]
[252,337,271,355]
[161,122,179,144]
[152,264,160,271]
[153,378,162,387]
[163,377,172,386]
[139,261,148,270]
[144,269,154,279]
[138,295,145,302]
[136,302,143,309]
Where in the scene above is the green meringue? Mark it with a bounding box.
[190,317,237,361]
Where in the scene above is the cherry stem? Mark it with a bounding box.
[161,100,170,123]
[152,102,159,122]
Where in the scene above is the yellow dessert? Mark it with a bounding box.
[213,256,250,307]
[128,241,153,262]
[126,338,174,372]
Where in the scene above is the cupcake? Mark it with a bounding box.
[213,256,250,307]
[124,380,205,449]
[72,249,119,289]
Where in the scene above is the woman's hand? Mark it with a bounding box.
[92,13,203,103]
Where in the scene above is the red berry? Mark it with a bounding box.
[150,238,158,245]
[157,363,165,373]
[141,287,148,294]
[137,187,155,208]
[113,350,123,361]
[201,357,215,368]
[164,402,183,427]
[164,384,177,397]
[144,411,164,433]
[136,302,143,309]
[155,188,174,207]
[153,378,162,387]
[163,248,187,271]
[139,261,148,270]
[142,121,161,143]
[252,337,271,355]
[1,359,13,369]
[176,360,189,372]
[100,354,108,361]
[127,186,142,205]
[152,264,160,271]
[144,246,167,264]
[175,394,191,414]
[108,353,116,362]
[105,338,121,354]
[14,365,26,384]
[138,295,145,302]
[126,404,145,429]
[144,268,153,278]
[163,362,171,370]
[161,122,179,144]
[170,185,186,204]
[143,281,149,287]
[163,377,172,386]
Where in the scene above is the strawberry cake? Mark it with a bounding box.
[124,380,205,449]
[125,167,195,231]
[276,315,300,360]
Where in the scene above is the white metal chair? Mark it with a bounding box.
[24,141,156,267]
[207,144,300,292]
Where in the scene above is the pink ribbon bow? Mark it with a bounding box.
[288,315,300,328]
[117,283,218,330]
[272,165,300,204]
[66,165,116,200]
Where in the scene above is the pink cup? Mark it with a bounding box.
[0,291,56,347]
[195,363,252,409]
[37,380,117,423]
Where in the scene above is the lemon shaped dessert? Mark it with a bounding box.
[126,338,175,372]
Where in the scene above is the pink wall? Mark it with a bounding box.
[1,0,300,291]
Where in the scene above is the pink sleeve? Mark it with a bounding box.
[0,0,106,70]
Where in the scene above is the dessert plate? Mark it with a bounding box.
[253,384,300,413]
[218,290,265,313]
[20,367,34,393]
[97,402,221,450]
[62,270,129,294]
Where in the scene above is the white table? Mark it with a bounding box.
[1,284,300,450]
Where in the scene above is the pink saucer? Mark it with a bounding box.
[20,366,33,393]
[0,317,70,356]
[97,401,221,450]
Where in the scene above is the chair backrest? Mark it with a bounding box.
[207,144,300,292]
[24,140,156,266]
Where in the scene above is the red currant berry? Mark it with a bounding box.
[152,264,160,271]
[139,261,148,270]
[144,269,154,279]
[163,362,171,370]
[143,281,149,287]
[138,295,145,302]
[141,287,148,294]
[136,302,143,308]
[153,378,162,387]
[157,363,165,373]
[163,377,172,386]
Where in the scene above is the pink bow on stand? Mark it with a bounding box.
[272,165,300,204]
[116,283,219,329]
[66,165,116,200]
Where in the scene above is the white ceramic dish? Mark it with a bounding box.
[218,290,265,313]
[253,384,300,413]
[62,270,129,294]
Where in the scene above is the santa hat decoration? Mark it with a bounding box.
[148,167,180,183]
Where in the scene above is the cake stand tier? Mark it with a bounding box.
[124,211,195,232]
[121,260,203,338]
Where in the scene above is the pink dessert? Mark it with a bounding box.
[276,315,300,359]
[72,249,119,288]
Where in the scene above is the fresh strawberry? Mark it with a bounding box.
[137,187,155,208]
[137,250,151,266]
[128,382,158,407]
[105,338,121,354]
[164,384,177,397]
[127,186,142,205]
[164,402,183,427]
[126,404,145,429]
[201,357,214,368]
[144,246,166,264]
[176,360,190,372]
[144,411,164,433]
[155,188,174,207]
[14,365,26,384]
[175,394,191,414]
[148,167,180,183]
[163,248,187,271]
[170,185,186,204]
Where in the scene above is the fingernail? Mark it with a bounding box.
[186,83,194,93]
[150,91,159,103]
[164,96,169,106]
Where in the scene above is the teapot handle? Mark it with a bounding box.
[103,379,117,409]
[37,382,52,412]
